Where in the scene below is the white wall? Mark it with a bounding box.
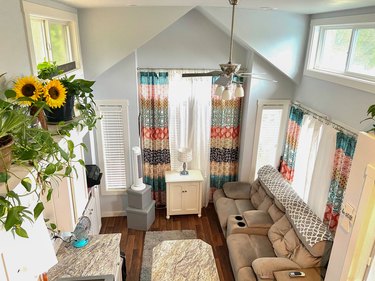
[78,6,193,79]
[238,53,296,181]
[199,7,310,83]
[0,0,32,78]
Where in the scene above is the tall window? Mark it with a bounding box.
[250,100,289,180]
[305,15,375,93]
[96,100,130,194]
[23,1,81,74]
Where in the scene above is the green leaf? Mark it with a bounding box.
[7,191,21,205]
[50,223,57,230]
[78,159,85,166]
[4,89,16,99]
[80,142,88,151]
[65,166,72,176]
[21,178,32,192]
[0,172,10,183]
[4,207,22,231]
[15,227,29,238]
[45,163,57,175]
[47,188,53,201]
[33,202,44,220]
[67,140,74,154]
[59,147,69,161]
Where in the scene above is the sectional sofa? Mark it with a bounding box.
[213,165,333,281]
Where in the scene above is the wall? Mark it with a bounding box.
[0,0,32,78]
[199,7,310,82]
[78,6,193,79]
[238,53,296,182]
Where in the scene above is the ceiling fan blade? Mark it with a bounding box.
[236,72,266,77]
[182,70,223,77]
[251,76,278,83]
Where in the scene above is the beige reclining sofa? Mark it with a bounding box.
[213,165,333,281]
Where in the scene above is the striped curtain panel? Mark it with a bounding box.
[280,106,304,182]
[324,132,357,234]
[210,86,241,198]
[139,72,171,206]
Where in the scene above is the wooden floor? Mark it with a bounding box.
[100,203,235,281]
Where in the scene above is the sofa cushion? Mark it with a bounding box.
[227,234,275,280]
[235,200,255,214]
[243,210,274,229]
[267,203,284,223]
[252,257,300,280]
[223,181,252,199]
[268,215,325,268]
[237,267,257,281]
[215,197,239,232]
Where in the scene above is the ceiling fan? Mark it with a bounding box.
[182,0,277,100]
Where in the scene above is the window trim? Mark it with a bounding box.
[95,100,131,196]
[249,100,290,181]
[304,14,375,94]
[22,1,83,76]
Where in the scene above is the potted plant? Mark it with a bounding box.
[37,61,99,130]
[363,104,375,133]
[0,75,84,238]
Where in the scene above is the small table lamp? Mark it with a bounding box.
[177,147,192,175]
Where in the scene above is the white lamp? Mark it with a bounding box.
[234,83,244,98]
[222,86,232,100]
[177,147,192,175]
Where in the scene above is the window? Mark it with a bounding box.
[305,15,375,93]
[23,1,81,74]
[96,101,131,194]
[250,100,290,180]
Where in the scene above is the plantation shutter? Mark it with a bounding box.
[96,100,130,192]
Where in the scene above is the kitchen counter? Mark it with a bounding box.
[48,234,121,281]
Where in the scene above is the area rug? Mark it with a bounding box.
[140,230,197,281]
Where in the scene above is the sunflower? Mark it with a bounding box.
[43,80,67,108]
[13,76,43,106]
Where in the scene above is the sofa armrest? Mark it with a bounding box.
[243,210,274,229]
[223,181,251,199]
[252,257,300,280]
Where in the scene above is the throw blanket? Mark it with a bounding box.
[258,165,333,247]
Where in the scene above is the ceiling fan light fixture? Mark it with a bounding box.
[215,85,224,97]
[234,84,244,98]
[222,86,232,100]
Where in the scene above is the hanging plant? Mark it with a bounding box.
[362,104,375,133]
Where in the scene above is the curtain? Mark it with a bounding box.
[168,70,212,206]
[308,124,337,220]
[139,72,171,206]
[324,132,357,234]
[210,83,242,199]
[292,115,323,201]
[280,105,304,182]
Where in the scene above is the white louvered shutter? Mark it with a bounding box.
[96,101,130,192]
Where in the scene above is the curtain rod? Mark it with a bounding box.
[292,102,358,137]
[137,67,217,71]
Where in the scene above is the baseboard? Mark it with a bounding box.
[101,210,127,217]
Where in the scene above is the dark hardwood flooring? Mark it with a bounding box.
[100,203,235,281]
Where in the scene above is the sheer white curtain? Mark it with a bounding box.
[168,70,212,206]
[292,114,338,219]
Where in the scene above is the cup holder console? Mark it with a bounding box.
[235,216,243,221]
[237,222,246,227]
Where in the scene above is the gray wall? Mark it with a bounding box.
[239,53,296,181]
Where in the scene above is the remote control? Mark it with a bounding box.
[289,271,306,278]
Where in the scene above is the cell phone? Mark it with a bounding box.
[288,271,305,278]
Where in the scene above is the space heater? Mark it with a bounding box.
[131,146,146,191]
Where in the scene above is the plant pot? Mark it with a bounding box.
[0,135,14,172]
[45,95,75,123]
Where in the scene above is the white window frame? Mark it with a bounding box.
[22,1,83,76]
[305,14,375,94]
[249,100,290,181]
[96,100,131,195]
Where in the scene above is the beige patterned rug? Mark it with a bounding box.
[140,230,197,281]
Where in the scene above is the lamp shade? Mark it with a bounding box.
[234,84,244,97]
[177,147,192,163]
[222,86,232,100]
[215,85,224,97]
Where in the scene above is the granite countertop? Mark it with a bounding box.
[48,234,121,281]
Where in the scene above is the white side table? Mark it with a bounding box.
[165,170,204,219]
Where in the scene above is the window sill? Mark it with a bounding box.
[304,68,375,94]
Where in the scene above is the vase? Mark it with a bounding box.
[30,106,48,130]
[45,95,75,123]
[0,135,14,172]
